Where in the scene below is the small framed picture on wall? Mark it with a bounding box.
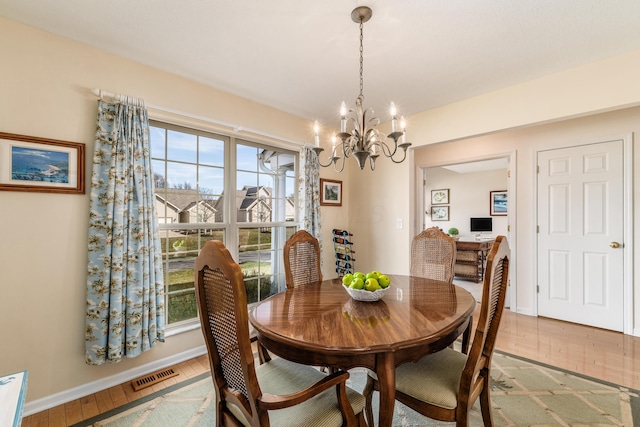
[320,178,342,206]
[0,132,85,194]
[431,189,449,205]
[431,206,449,221]
[490,190,507,216]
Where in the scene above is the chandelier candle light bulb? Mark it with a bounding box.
[340,102,347,132]
[312,6,411,172]
[313,121,320,147]
[401,116,407,143]
[390,102,397,132]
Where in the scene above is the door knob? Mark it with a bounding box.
[610,242,621,248]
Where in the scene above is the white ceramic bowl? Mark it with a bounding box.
[342,283,390,302]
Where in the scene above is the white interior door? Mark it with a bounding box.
[537,140,624,331]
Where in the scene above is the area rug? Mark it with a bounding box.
[72,351,639,427]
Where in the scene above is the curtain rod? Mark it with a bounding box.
[91,88,305,147]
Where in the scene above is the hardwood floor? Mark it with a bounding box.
[20,355,211,427]
[21,309,640,426]
[495,309,640,391]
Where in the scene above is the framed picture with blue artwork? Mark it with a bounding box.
[490,190,507,216]
[0,132,85,194]
[431,206,449,221]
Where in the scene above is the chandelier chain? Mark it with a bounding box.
[359,19,364,97]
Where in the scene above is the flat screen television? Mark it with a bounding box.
[470,217,492,232]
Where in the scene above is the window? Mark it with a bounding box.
[150,122,298,326]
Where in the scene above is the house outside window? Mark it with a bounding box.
[150,121,297,326]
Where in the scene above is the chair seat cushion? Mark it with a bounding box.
[229,358,366,427]
[388,348,468,410]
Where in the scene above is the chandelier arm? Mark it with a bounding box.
[378,139,398,158]
[311,147,337,168]
[333,139,349,172]
[318,156,336,168]
[333,155,347,173]
[388,146,410,164]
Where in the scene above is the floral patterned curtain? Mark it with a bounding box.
[298,146,322,242]
[85,98,165,365]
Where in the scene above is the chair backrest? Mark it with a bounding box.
[194,240,265,425]
[458,236,510,401]
[410,227,457,282]
[283,229,322,289]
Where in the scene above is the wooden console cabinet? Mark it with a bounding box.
[454,239,495,282]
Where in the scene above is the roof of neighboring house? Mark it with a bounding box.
[239,186,272,210]
[155,188,218,213]
[183,199,217,212]
[213,186,273,212]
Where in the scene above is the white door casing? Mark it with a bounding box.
[537,140,624,331]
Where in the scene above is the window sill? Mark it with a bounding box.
[165,320,201,337]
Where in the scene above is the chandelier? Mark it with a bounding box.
[313,6,411,172]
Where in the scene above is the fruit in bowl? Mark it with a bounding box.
[342,271,391,301]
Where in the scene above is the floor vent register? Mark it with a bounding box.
[131,367,179,391]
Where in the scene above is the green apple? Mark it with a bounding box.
[378,274,391,288]
[364,278,381,292]
[350,277,365,290]
[354,271,366,280]
[365,271,379,280]
[342,273,354,286]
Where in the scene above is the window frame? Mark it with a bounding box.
[149,119,300,333]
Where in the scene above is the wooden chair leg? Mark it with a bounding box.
[448,316,472,353]
[460,316,472,354]
[356,411,368,427]
[258,344,271,364]
[479,370,494,427]
[252,338,271,364]
[363,374,376,427]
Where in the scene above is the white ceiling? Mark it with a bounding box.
[2,0,640,127]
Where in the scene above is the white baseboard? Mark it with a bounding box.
[515,307,535,316]
[23,345,208,417]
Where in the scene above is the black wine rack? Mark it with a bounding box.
[333,228,355,277]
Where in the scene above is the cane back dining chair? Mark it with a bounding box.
[410,227,457,283]
[283,229,322,289]
[364,236,510,427]
[195,240,367,427]
[410,227,471,351]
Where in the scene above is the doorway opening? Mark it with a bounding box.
[417,154,515,308]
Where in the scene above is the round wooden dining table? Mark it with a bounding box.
[248,274,476,427]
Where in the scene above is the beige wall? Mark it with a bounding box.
[0,16,347,410]
[3,13,640,414]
